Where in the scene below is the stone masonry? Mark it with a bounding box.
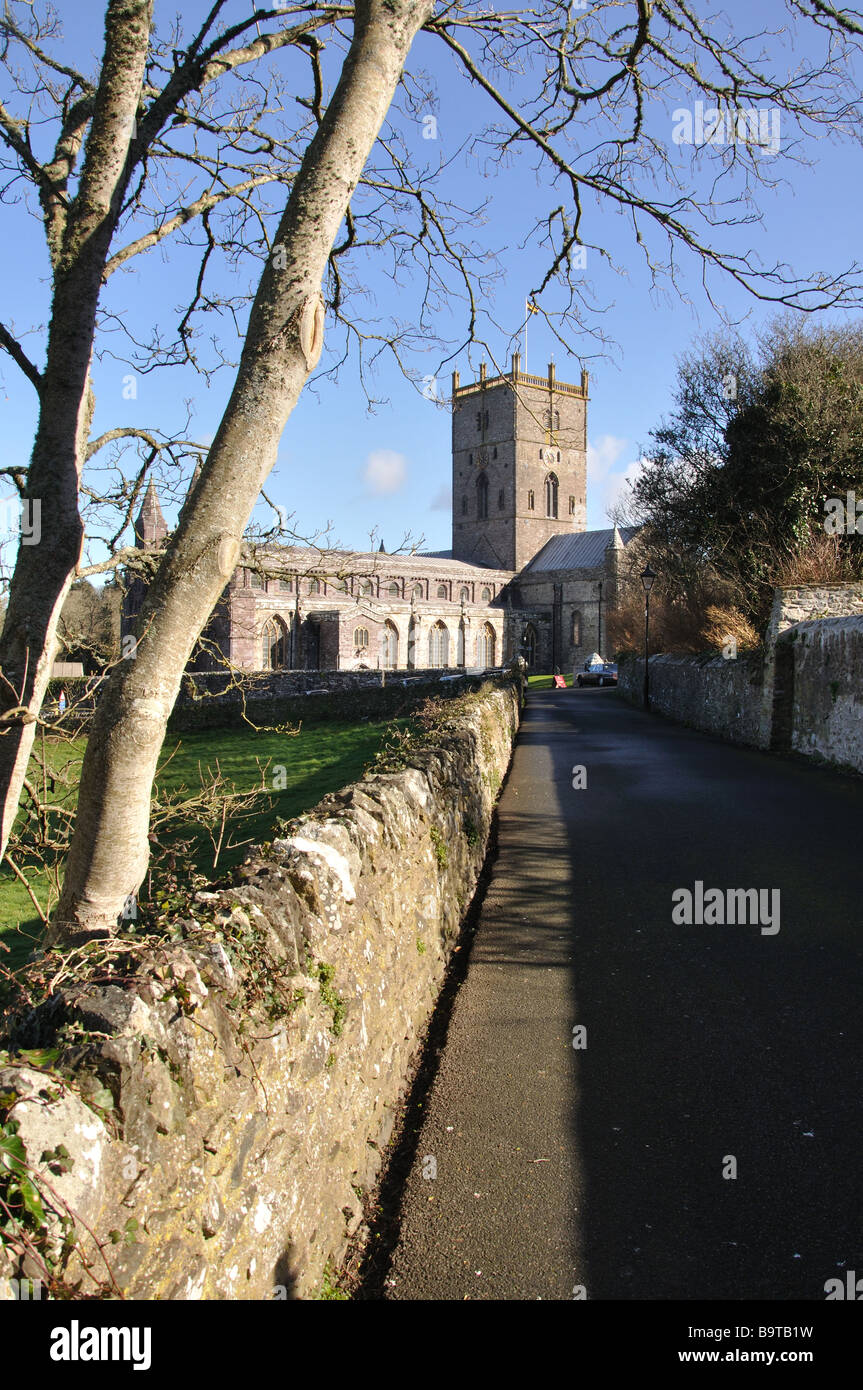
[0,679,521,1301]
[618,583,863,774]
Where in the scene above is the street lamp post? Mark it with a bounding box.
[640,564,656,710]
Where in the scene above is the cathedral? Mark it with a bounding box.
[127,353,637,673]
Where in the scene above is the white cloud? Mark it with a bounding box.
[600,457,646,518]
[362,449,408,496]
[587,434,628,484]
[587,434,645,522]
[429,486,451,512]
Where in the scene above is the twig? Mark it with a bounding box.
[3,853,48,923]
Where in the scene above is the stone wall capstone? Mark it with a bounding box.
[0,678,521,1300]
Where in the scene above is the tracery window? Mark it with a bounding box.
[428,621,450,668]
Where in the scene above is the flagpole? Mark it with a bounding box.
[524,298,538,371]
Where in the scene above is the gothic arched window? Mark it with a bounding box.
[477,472,489,520]
[382,621,398,669]
[360,580,374,596]
[413,583,424,599]
[428,621,450,668]
[481,586,492,602]
[477,623,496,668]
[388,581,401,597]
[260,617,287,670]
[354,627,369,649]
[545,472,559,519]
[460,587,470,603]
[309,578,321,595]
[249,570,264,590]
[522,624,538,668]
[437,583,448,599]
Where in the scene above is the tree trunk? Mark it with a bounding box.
[52,0,434,941]
[0,0,153,858]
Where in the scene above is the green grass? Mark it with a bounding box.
[0,719,405,973]
[526,672,574,690]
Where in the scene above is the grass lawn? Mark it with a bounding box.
[527,673,574,690]
[0,718,405,974]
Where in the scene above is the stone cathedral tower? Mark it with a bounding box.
[451,353,589,571]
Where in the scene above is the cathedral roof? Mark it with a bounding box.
[524,526,639,572]
[253,543,514,580]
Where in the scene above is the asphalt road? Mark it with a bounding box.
[383,687,863,1301]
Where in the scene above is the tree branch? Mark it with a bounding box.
[0,323,42,394]
[104,174,284,277]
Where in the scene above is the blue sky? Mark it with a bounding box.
[3,0,862,564]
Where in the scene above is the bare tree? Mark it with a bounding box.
[2,1,862,939]
[0,0,347,857]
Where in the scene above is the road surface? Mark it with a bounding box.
[383,687,863,1300]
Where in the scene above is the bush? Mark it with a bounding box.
[606,595,760,658]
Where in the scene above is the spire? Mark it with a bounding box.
[378,539,386,553]
[134,479,168,549]
[607,523,625,551]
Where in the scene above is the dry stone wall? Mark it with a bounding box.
[779,615,863,773]
[618,650,765,747]
[0,678,521,1300]
[617,585,863,773]
[169,668,504,731]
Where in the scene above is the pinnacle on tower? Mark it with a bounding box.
[134,479,168,549]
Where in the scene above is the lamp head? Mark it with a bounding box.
[640,564,657,595]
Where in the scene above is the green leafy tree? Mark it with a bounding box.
[629,320,863,627]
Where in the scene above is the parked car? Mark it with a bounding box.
[576,658,618,687]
